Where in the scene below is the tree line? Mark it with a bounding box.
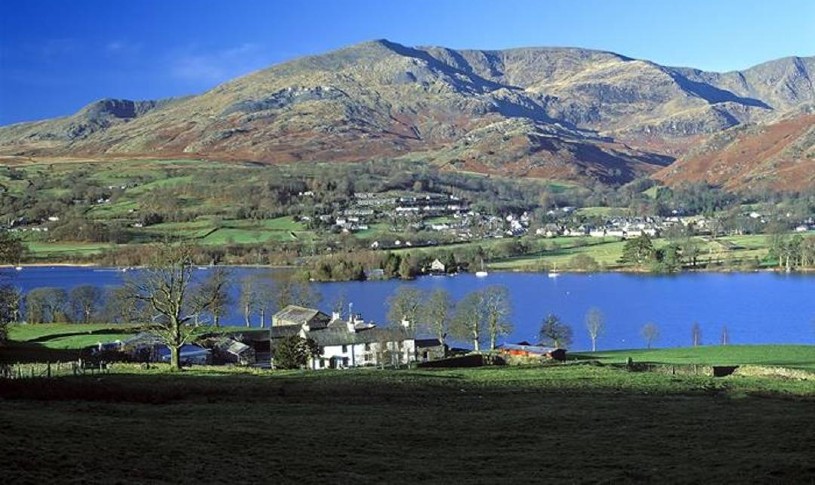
[385,285,513,353]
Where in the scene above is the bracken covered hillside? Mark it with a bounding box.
[655,113,815,191]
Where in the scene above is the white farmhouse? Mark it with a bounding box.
[269,305,442,369]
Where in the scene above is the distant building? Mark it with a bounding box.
[429,258,446,273]
[498,342,567,362]
[269,305,442,369]
[272,305,331,329]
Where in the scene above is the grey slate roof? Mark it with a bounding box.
[302,326,413,347]
[269,326,302,339]
[273,305,330,327]
[270,325,412,347]
[415,338,443,348]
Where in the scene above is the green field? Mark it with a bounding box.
[8,323,141,342]
[5,158,809,276]
[125,174,195,195]
[203,217,315,244]
[24,242,113,258]
[488,234,780,271]
[490,237,628,270]
[575,206,631,217]
[2,323,144,362]
[2,364,815,483]
[132,216,315,245]
[576,345,815,371]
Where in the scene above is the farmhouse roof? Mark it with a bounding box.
[415,338,443,348]
[306,326,413,347]
[269,326,302,339]
[273,305,330,326]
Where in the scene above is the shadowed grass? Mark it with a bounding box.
[1,365,815,483]
[3,322,815,482]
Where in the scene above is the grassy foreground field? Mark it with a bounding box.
[1,365,815,483]
[3,325,815,482]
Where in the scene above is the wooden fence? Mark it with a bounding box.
[0,360,111,380]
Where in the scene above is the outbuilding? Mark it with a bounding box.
[499,342,567,362]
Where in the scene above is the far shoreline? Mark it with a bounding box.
[2,263,809,279]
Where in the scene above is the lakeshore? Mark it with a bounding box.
[5,267,815,349]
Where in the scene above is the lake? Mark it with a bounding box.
[4,266,814,350]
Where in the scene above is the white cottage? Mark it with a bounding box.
[269,306,439,369]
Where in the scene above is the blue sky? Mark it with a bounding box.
[1,0,813,125]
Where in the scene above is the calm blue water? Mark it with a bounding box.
[4,267,814,350]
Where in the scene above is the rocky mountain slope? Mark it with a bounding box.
[1,39,813,187]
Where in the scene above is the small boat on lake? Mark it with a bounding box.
[475,259,488,278]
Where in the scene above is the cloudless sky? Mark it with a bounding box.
[1,0,813,125]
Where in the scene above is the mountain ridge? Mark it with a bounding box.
[1,39,813,188]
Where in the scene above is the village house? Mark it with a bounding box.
[272,305,331,328]
[269,305,443,369]
[428,258,446,274]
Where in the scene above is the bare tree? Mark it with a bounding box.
[70,285,103,323]
[26,287,70,323]
[239,275,261,327]
[102,286,144,323]
[451,291,484,351]
[254,276,276,328]
[209,278,232,328]
[585,307,605,352]
[641,322,660,349]
[387,286,423,327]
[331,289,349,320]
[125,243,229,370]
[691,321,702,347]
[539,313,573,349]
[420,288,453,352]
[273,273,321,311]
[482,285,512,350]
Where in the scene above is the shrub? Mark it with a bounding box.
[273,336,319,369]
[568,254,600,271]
